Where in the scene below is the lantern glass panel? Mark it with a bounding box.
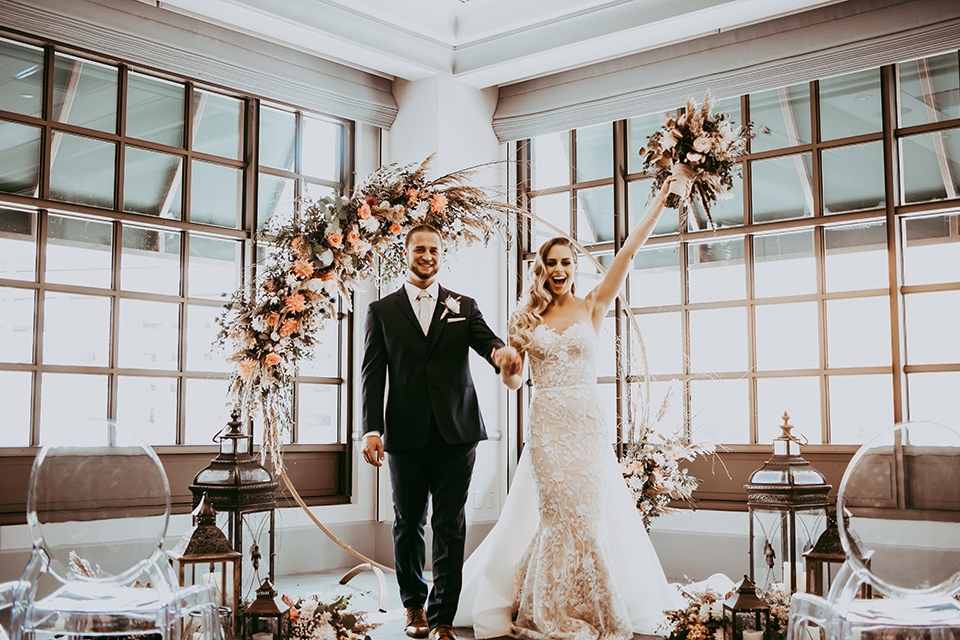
[237,437,249,454]
[220,438,235,454]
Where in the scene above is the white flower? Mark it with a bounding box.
[322,279,339,295]
[307,278,325,293]
[354,239,371,254]
[317,248,334,267]
[686,152,703,163]
[271,331,280,341]
[300,598,319,616]
[661,130,679,149]
[286,274,300,288]
[360,216,379,232]
[440,295,461,319]
[693,136,712,152]
[252,317,268,332]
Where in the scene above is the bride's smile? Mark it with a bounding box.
[544,246,576,296]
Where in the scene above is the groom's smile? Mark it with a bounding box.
[404,227,444,285]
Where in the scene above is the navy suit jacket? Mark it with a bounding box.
[360,285,505,452]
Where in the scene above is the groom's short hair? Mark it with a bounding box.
[405,224,443,249]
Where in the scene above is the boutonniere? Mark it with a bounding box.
[440,295,461,320]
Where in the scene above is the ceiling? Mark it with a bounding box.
[156,0,849,89]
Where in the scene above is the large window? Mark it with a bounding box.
[518,52,960,447]
[0,36,351,450]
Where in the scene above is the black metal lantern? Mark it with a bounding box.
[242,578,290,640]
[746,412,831,593]
[723,575,770,640]
[802,502,872,598]
[191,410,279,592]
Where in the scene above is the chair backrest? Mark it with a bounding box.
[26,419,171,584]
[837,420,960,600]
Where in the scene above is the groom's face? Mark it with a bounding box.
[405,230,444,284]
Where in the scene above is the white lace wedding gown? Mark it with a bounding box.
[454,320,682,640]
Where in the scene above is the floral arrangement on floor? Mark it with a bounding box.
[661,586,730,640]
[638,91,758,232]
[281,592,379,640]
[215,155,513,468]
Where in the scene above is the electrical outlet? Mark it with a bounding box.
[487,490,495,509]
[474,491,482,509]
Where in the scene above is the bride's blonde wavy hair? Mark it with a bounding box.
[509,237,577,352]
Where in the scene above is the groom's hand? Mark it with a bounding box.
[494,346,522,376]
[362,434,384,467]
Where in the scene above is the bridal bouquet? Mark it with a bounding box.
[282,592,378,640]
[639,91,756,231]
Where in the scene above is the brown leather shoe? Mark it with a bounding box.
[429,624,457,640]
[404,607,429,639]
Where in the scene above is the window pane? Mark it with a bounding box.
[819,69,882,140]
[749,84,811,153]
[184,377,230,444]
[186,304,231,372]
[303,181,335,203]
[40,373,107,443]
[751,153,814,222]
[829,374,893,444]
[188,235,241,299]
[258,173,295,231]
[631,245,681,307]
[123,147,183,219]
[0,207,37,281]
[904,290,960,365]
[531,192,570,251]
[576,185,613,243]
[259,106,296,171]
[690,378,748,444]
[644,379,685,438]
[0,120,41,196]
[298,319,340,378]
[0,39,43,118]
[898,53,960,128]
[126,72,184,147]
[119,299,180,370]
[0,286,34,363]
[45,213,113,288]
[193,90,243,160]
[689,307,747,372]
[907,372,960,426]
[121,225,181,295]
[824,221,887,292]
[42,292,110,366]
[302,116,341,180]
[826,297,891,368]
[901,128,960,205]
[903,214,960,286]
[629,111,670,174]
[53,54,117,134]
[630,179,679,236]
[757,377,821,444]
[576,251,610,296]
[596,315,617,379]
[753,230,816,298]
[687,238,745,303]
[575,123,612,182]
[298,383,338,443]
[755,301,819,371]
[532,131,569,190]
[117,376,178,445]
[634,311,682,375]
[50,132,116,208]
[190,160,241,228]
[822,142,885,214]
[0,370,31,446]
[692,169,743,230]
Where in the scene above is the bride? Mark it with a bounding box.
[454,182,682,640]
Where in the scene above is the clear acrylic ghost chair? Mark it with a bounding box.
[3,419,219,639]
[787,421,960,640]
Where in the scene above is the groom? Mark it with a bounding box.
[361,224,519,640]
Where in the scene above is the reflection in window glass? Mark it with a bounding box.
[190,160,241,228]
[121,225,181,295]
[826,297,891,368]
[754,231,815,298]
[689,307,747,372]
[687,238,745,303]
[755,302,819,371]
[751,153,813,222]
[42,292,110,366]
[126,72,184,147]
[119,299,180,370]
[0,207,37,281]
[186,304,231,372]
[575,123,612,182]
[819,69,882,140]
[757,376,821,444]
[824,222,887,292]
[749,84,811,153]
[531,192,570,250]
[259,105,296,171]
[0,370,31,446]
[0,39,43,118]
[631,245,681,307]
[576,185,613,243]
[45,214,113,288]
[532,131,569,190]
[634,311,682,375]
[900,129,960,205]
[0,120,41,196]
[53,54,117,134]
[907,372,960,426]
[902,214,960,285]
[50,132,116,208]
[188,235,240,299]
[193,90,242,160]
[303,116,341,180]
[117,376,178,444]
[904,290,960,365]
[123,146,183,219]
[184,377,230,444]
[829,375,893,444]
[0,286,34,363]
[298,319,340,378]
[822,142,885,214]
[630,179,679,236]
[690,378,748,444]
[258,174,295,231]
[898,53,960,128]
[40,373,107,442]
[298,383,338,443]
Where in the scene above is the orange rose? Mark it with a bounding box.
[365,195,377,206]
[358,203,372,219]
[280,318,298,337]
[265,311,280,326]
[238,358,257,380]
[264,352,282,367]
[328,233,343,248]
[430,193,448,213]
[406,188,419,207]
[346,230,360,244]
[284,293,306,313]
[389,222,402,235]
[292,259,315,278]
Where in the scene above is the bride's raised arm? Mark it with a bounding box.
[587,181,670,327]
